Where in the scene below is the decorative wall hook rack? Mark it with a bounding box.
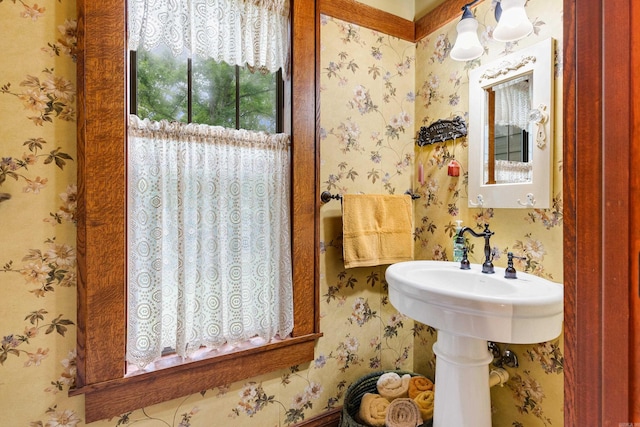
[416,116,467,146]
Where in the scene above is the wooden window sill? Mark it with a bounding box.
[70,333,322,423]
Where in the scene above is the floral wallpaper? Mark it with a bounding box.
[318,14,417,378]
[0,0,564,426]
[1,1,80,426]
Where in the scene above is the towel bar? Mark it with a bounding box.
[320,190,420,203]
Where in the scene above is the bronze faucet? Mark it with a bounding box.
[457,224,495,274]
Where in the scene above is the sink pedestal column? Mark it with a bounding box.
[432,331,494,427]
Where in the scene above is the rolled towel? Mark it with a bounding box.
[413,390,435,421]
[357,393,389,427]
[376,372,411,401]
[384,397,423,427]
[407,376,434,399]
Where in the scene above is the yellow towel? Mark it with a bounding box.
[407,375,434,399]
[342,194,414,269]
[357,393,389,427]
[413,390,435,421]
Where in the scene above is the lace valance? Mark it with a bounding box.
[128,0,290,73]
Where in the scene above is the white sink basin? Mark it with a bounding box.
[386,260,563,427]
[386,260,563,344]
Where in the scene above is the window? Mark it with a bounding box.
[130,47,283,132]
[494,124,528,162]
[73,0,319,423]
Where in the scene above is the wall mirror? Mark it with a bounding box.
[468,38,554,209]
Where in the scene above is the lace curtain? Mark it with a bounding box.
[126,115,293,368]
[486,159,533,184]
[128,0,290,73]
[494,76,531,130]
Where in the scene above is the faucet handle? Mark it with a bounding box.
[504,252,526,279]
[460,247,470,270]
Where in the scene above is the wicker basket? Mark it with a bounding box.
[339,370,433,427]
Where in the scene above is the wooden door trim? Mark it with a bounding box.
[631,0,640,419]
[563,0,631,424]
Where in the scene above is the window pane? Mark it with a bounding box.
[135,47,188,122]
[239,67,277,133]
[192,58,237,127]
[133,53,278,131]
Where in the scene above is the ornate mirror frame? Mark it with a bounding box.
[468,37,554,209]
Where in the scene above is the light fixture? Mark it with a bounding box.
[493,0,533,42]
[450,1,484,62]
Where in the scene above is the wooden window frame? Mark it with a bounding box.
[73,0,320,423]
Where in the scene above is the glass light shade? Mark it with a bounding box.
[493,0,533,42]
[450,17,484,61]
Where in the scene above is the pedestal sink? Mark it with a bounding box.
[385,260,563,427]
